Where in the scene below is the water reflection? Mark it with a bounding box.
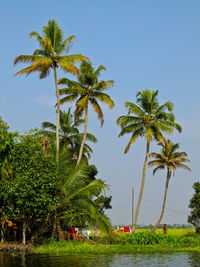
[187,253,200,267]
[0,252,200,267]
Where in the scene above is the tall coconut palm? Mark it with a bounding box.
[14,19,89,161]
[148,140,191,232]
[116,89,182,233]
[58,61,115,165]
[40,108,97,161]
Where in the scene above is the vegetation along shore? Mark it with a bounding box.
[0,18,199,250]
[32,230,200,255]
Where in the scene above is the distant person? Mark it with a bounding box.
[163,224,167,234]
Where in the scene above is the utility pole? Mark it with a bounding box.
[132,188,134,233]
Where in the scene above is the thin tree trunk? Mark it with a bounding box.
[22,222,26,245]
[51,212,57,239]
[54,66,60,162]
[77,104,88,165]
[150,170,171,232]
[1,218,5,243]
[132,140,150,233]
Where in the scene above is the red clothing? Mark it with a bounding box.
[69,227,75,234]
[124,226,130,232]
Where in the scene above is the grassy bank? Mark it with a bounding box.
[32,230,200,255]
[32,240,200,255]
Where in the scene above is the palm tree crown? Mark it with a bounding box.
[59,61,114,126]
[14,19,88,78]
[40,108,97,161]
[117,89,182,153]
[149,140,191,176]
[59,61,115,164]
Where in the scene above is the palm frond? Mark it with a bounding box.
[61,54,91,64]
[59,60,80,76]
[60,94,79,105]
[152,165,165,175]
[58,35,76,54]
[95,65,106,77]
[14,55,41,65]
[116,115,142,128]
[29,31,43,43]
[93,80,114,91]
[125,102,145,116]
[174,163,191,171]
[42,121,56,131]
[92,92,115,109]
[84,133,97,143]
[124,129,142,153]
[91,98,104,126]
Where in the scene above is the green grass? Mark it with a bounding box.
[32,229,200,255]
[32,240,200,255]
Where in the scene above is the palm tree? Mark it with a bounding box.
[56,151,112,232]
[58,61,115,165]
[14,19,89,161]
[116,89,182,233]
[40,108,97,161]
[148,140,191,232]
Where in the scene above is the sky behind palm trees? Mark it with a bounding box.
[1,0,200,225]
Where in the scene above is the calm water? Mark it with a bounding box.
[0,252,200,267]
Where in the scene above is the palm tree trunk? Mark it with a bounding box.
[150,170,171,232]
[132,140,150,233]
[51,210,57,239]
[1,218,5,242]
[22,221,26,245]
[77,104,88,165]
[53,66,60,162]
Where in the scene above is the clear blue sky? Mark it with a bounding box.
[1,0,200,225]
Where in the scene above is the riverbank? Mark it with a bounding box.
[32,240,200,255]
[0,243,32,251]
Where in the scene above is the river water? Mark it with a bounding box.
[0,252,200,267]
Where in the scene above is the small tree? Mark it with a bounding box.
[3,134,60,244]
[188,182,200,233]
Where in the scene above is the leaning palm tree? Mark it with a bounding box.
[117,89,182,233]
[59,61,115,165]
[56,151,112,232]
[148,140,191,232]
[14,19,89,161]
[40,108,97,161]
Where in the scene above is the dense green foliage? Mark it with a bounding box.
[188,182,200,232]
[0,134,60,241]
[0,118,112,243]
[0,117,16,180]
[56,155,111,231]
